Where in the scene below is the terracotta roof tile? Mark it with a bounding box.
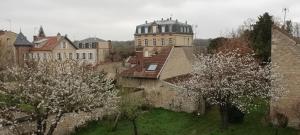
[31,36,59,51]
[121,46,173,79]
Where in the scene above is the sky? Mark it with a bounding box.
[0,0,300,41]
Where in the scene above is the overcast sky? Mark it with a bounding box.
[0,0,300,41]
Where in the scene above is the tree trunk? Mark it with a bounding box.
[219,103,229,129]
[46,110,64,135]
[132,119,138,135]
[112,112,121,131]
[36,114,46,135]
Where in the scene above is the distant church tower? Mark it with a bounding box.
[38,26,46,38]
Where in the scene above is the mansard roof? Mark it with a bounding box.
[14,32,33,46]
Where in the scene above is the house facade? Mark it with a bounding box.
[0,30,17,66]
[74,37,111,65]
[134,18,194,47]
[270,26,300,128]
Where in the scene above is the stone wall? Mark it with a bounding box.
[120,78,203,113]
[0,108,113,135]
[270,27,300,128]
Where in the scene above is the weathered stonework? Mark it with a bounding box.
[270,27,300,128]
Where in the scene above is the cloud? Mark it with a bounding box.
[0,0,300,40]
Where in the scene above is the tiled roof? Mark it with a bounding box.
[31,36,59,51]
[14,32,32,46]
[31,36,77,51]
[121,46,173,79]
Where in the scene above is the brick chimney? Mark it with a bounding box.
[136,50,144,72]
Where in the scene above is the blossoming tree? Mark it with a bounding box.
[178,50,284,129]
[0,60,119,135]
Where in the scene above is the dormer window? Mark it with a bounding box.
[138,27,141,34]
[79,43,82,48]
[161,26,165,33]
[145,27,148,34]
[152,26,157,33]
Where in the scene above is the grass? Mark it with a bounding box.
[73,107,298,135]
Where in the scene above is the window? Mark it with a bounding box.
[57,53,61,60]
[138,39,141,46]
[152,26,157,33]
[161,26,165,33]
[138,27,141,34]
[144,39,148,46]
[82,53,86,59]
[61,42,67,48]
[169,25,172,32]
[89,53,93,59]
[23,54,27,60]
[85,43,89,48]
[69,53,73,59]
[168,38,173,45]
[64,53,67,59]
[153,39,156,46]
[161,38,165,46]
[76,53,79,59]
[145,27,148,34]
[187,27,190,33]
[147,64,158,71]
[79,43,83,48]
[92,42,96,48]
[180,27,183,32]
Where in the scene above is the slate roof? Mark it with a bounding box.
[121,46,173,79]
[14,32,33,46]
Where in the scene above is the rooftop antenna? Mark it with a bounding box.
[283,8,289,28]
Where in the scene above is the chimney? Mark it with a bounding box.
[136,50,144,72]
[185,21,187,24]
[33,36,38,41]
[161,18,163,21]
[145,20,148,24]
[170,17,172,20]
[57,33,61,39]
[108,40,112,53]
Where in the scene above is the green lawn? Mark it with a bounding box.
[73,107,298,135]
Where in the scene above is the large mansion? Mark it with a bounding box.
[134,18,194,47]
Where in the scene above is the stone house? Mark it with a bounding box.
[0,30,17,66]
[120,46,204,113]
[271,26,300,128]
[74,37,111,65]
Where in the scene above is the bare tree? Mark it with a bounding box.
[0,60,119,135]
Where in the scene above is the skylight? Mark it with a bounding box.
[147,64,158,71]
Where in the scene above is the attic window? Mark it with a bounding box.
[147,64,158,71]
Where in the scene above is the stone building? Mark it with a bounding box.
[14,32,33,66]
[271,26,300,128]
[0,30,17,67]
[120,46,204,113]
[30,27,77,62]
[74,37,111,65]
[134,18,193,47]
